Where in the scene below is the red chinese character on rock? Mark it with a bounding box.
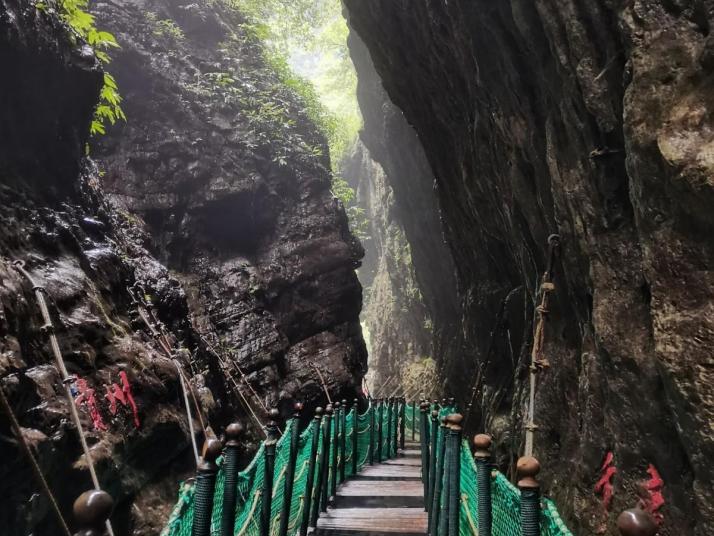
[594,451,617,511]
[104,371,140,429]
[638,464,664,525]
[75,378,108,431]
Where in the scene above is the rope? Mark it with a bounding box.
[309,362,332,404]
[130,287,208,438]
[0,385,72,536]
[461,493,479,536]
[201,335,270,414]
[200,336,266,435]
[13,260,116,536]
[130,291,203,463]
[524,234,560,457]
[236,489,262,536]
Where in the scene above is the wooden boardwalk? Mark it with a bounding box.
[316,443,427,536]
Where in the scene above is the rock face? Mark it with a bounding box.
[93,0,366,411]
[345,1,714,534]
[345,32,461,395]
[0,0,366,534]
[342,140,431,392]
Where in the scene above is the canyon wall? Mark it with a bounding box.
[345,1,714,534]
[0,0,366,533]
[342,141,432,393]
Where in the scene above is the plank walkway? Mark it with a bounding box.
[315,443,427,536]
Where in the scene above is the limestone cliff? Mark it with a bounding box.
[345,1,714,534]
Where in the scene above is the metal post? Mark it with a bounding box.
[330,402,340,501]
[301,408,323,535]
[279,404,302,536]
[437,421,452,535]
[411,401,416,441]
[393,398,399,455]
[427,410,438,512]
[352,399,359,475]
[72,490,113,536]
[419,401,430,504]
[386,398,393,459]
[369,400,375,465]
[377,399,384,462]
[261,410,280,536]
[517,456,541,536]
[192,439,222,536]
[320,405,333,512]
[221,422,244,536]
[474,434,492,536]
[340,399,347,482]
[428,416,448,536]
[447,414,462,536]
[400,397,406,451]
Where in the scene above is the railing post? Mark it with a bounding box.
[377,399,384,462]
[419,401,430,505]
[399,397,406,451]
[393,398,399,455]
[517,456,541,536]
[428,416,448,536]
[340,399,347,482]
[616,507,659,536]
[386,398,393,459]
[192,439,223,536]
[279,403,302,536]
[301,407,322,536]
[352,399,359,475]
[473,434,492,536]
[221,422,244,536]
[369,400,375,465]
[261,409,280,536]
[73,489,113,536]
[330,401,340,501]
[447,414,463,536]
[320,405,334,512]
[437,417,453,536]
[427,410,439,512]
[411,401,416,441]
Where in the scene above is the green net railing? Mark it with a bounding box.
[457,440,573,536]
[162,399,572,536]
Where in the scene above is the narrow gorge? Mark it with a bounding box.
[1,1,712,535]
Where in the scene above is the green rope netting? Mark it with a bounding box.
[162,401,572,536]
[457,440,573,536]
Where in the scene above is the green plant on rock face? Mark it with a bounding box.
[42,0,126,136]
[150,16,185,41]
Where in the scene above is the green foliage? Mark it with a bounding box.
[45,0,125,136]
[146,13,185,41]
[224,0,366,236]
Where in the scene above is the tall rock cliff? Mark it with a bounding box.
[342,140,432,392]
[0,0,366,533]
[345,1,714,534]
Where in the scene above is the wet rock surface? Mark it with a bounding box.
[93,0,366,410]
[345,1,714,534]
[0,0,366,534]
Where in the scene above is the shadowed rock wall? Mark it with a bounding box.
[345,1,714,534]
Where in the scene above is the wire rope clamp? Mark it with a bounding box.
[616,507,658,536]
[73,489,114,536]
